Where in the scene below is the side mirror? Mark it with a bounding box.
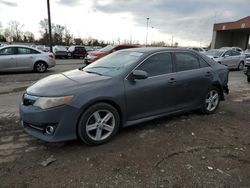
[224,54,230,58]
[129,70,148,80]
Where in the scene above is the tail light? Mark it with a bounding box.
[48,53,55,59]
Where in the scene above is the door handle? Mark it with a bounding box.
[205,71,211,77]
[168,78,176,83]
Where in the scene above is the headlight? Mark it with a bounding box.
[33,96,74,109]
[87,55,97,59]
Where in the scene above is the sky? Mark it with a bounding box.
[0,0,249,46]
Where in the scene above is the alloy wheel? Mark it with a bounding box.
[36,63,46,72]
[205,90,219,112]
[85,110,115,141]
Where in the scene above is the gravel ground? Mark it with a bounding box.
[0,60,249,187]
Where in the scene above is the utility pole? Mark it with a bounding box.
[145,18,149,46]
[47,0,53,52]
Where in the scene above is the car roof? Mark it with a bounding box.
[0,45,44,53]
[121,47,202,54]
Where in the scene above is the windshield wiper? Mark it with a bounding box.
[85,70,103,76]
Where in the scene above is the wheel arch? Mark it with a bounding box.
[76,99,124,136]
[211,82,224,101]
[33,60,48,70]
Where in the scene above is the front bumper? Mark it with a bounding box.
[19,104,80,142]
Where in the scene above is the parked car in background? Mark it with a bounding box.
[187,47,206,53]
[205,49,245,70]
[20,48,229,145]
[85,44,139,64]
[220,47,244,54]
[0,45,55,73]
[84,46,94,52]
[68,46,87,59]
[53,46,69,59]
[36,45,50,52]
[245,49,250,54]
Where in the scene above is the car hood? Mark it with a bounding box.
[26,69,111,96]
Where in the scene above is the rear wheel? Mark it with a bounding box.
[201,87,220,114]
[238,61,244,70]
[34,62,47,73]
[77,103,120,145]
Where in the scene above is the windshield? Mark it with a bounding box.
[205,50,224,57]
[83,51,144,77]
[99,45,114,52]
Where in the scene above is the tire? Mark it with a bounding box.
[77,103,120,145]
[34,61,47,73]
[201,87,220,114]
[238,61,244,70]
[248,76,250,82]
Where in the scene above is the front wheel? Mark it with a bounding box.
[77,103,120,145]
[201,87,220,114]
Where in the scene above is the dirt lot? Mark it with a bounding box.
[0,60,250,187]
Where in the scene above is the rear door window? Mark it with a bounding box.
[137,52,173,77]
[175,53,200,71]
[17,47,39,54]
[232,51,241,56]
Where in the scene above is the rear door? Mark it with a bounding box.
[16,47,38,70]
[173,52,213,109]
[124,52,177,121]
[231,50,241,68]
[0,47,17,71]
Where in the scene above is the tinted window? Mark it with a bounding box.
[175,53,200,71]
[199,58,209,68]
[0,47,15,55]
[224,50,232,56]
[137,52,172,77]
[232,51,240,56]
[18,47,39,54]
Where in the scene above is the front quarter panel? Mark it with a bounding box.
[69,78,126,124]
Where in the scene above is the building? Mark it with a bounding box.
[211,16,250,50]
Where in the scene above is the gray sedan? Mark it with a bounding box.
[0,45,55,73]
[205,49,245,70]
[20,48,229,145]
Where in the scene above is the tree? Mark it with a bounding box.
[39,19,53,45]
[64,28,73,45]
[53,24,65,45]
[4,28,11,42]
[0,22,7,42]
[24,31,35,43]
[74,38,83,45]
[8,21,24,42]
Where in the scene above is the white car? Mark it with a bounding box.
[0,45,55,73]
[205,49,245,70]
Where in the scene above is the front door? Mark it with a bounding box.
[0,47,17,71]
[16,47,36,70]
[124,52,177,121]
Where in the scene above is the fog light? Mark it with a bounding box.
[45,125,55,135]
